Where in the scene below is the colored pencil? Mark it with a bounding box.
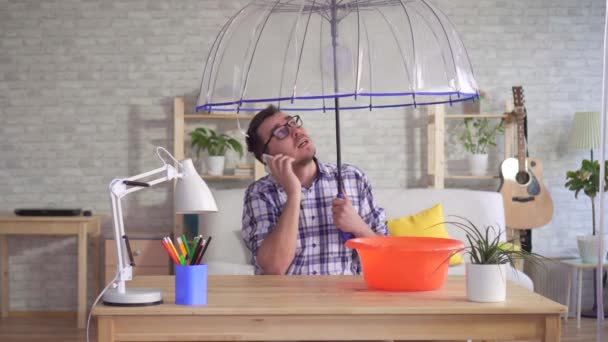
[195,236,212,265]
[161,240,179,265]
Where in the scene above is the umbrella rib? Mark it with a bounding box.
[199,24,228,111]
[408,5,451,92]
[200,17,236,110]
[424,1,478,95]
[374,7,413,91]
[291,0,317,101]
[277,1,308,109]
[200,3,252,111]
[354,0,361,99]
[238,0,283,109]
[319,16,327,111]
[397,0,417,98]
[420,0,459,91]
[361,16,373,109]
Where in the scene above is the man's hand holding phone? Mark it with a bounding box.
[263,154,301,196]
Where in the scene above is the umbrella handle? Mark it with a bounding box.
[336,193,354,241]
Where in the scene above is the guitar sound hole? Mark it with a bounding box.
[516,171,530,185]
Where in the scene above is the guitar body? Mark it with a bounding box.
[499,86,554,230]
[499,158,553,229]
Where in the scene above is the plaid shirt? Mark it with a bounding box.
[241,159,387,275]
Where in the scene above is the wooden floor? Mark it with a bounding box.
[0,313,606,341]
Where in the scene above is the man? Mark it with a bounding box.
[242,105,387,275]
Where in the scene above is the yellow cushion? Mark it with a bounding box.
[387,204,463,266]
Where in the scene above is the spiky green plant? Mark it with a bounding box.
[444,216,545,267]
[189,127,243,158]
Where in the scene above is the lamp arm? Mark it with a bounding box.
[108,164,180,294]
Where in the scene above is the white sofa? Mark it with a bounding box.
[199,187,533,290]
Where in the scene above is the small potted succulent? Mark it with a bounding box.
[189,127,243,175]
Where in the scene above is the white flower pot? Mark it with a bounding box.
[467,153,488,176]
[577,234,608,263]
[205,156,225,176]
[466,263,507,302]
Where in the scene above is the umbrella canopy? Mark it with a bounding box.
[197,0,479,241]
[197,0,479,113]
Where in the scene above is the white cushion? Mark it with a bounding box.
[198,187,533,290]
[375,188,507,254]
[198,189,251,265]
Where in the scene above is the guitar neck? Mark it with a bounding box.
[517,117,526,171]
[511,85,527,172]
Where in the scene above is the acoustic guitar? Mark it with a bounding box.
[498,86,553,229]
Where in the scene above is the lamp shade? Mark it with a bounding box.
[569,111,601,149]
[174,159,218,213]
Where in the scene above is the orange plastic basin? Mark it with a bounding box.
[345,236,464,291]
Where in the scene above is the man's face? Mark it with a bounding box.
[257,112,316,165]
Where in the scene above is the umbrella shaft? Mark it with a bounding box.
[330,0,343,194]
[334,97,343,194]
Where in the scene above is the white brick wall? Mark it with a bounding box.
[0,0,604,311]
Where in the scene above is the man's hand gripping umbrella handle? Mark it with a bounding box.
[336,193,354,241]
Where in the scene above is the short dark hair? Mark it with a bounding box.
[246,105,280,162]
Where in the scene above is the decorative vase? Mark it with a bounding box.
[467,153,489,176]
[577,234,608,263]
[466,263,507,302]
[205,156,225,176]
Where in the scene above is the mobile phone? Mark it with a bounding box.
[262,154,273,174]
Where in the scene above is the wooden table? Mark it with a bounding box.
[0,214,102,328]
[92,275,566,342]
[560,258,608,329]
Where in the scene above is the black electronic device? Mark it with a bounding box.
[14,208,83,216]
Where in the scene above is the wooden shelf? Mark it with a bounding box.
[445,113,509,119]
[445,174,500,180]
[173,97,266,238]
[184,113,255,120]
[201,174,254,180]
[427,105,515,189]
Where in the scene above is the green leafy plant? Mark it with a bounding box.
[565,159,608,235]
[444,216,544,267]
[189,127,243,158]
[456,118,504,154]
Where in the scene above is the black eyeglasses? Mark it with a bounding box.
[262,115,303,154]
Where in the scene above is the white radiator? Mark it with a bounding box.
[525,259,578,317]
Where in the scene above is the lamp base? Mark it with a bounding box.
[102,288,163,306]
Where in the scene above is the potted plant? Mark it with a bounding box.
[446,217,543,302]
[456,117,504,176]
[565,159,608,263]
[189,127,243,175]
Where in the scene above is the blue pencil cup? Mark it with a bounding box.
[175,264,207,305]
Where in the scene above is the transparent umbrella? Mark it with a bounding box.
[197,0,478,212]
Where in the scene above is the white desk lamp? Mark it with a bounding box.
[102,147,217,306]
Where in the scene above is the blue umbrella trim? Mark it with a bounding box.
[196,92,479,112]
